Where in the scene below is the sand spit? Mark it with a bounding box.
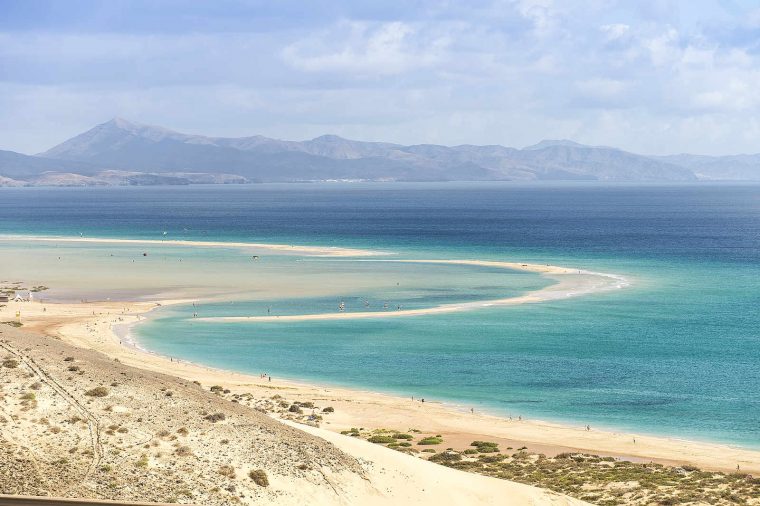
[198,259,628,323]
[0,235,386,258]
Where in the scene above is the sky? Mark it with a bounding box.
[2,0,760,156]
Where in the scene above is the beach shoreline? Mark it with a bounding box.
[2,234,757,476]
[4,296,759,476]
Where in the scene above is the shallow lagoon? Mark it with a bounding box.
[2,183,759,447]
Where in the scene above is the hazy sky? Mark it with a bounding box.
[2,0,760,155]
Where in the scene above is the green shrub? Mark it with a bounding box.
[322,406,334,413]
[478,454,507,463]
[417,436,443,445]
[368,435,396,444]
[2,359,19,368]
[288,404,302,414]
[470,440,498,448]
[430,451,462,463]
[393,433,413,440]
[469,440,499,453]
[21,392,36,400]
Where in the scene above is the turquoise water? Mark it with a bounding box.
[1,183,758,448]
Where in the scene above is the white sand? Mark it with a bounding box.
[0,234,386,257]
[3,235,758,505]
[3,299,758,478]
[198,259,628,322]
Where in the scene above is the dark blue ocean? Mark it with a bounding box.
[1,183,759,447]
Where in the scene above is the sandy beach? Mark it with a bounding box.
[2,236,758,504]
[1,299,589,505]
[3,298,758,478]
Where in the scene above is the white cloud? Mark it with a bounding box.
[282,21,449,77]
[600,23,630,41]
[575,78,629,100]
[4,1,760,155]
[643,27,680,67]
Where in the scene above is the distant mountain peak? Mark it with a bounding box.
[107,117,138,128]
[523,139,590,150]
[311,134,346,142]
[101,117,178,137]
[19,118,713,184]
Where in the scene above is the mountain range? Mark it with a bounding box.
[1,118,758,186]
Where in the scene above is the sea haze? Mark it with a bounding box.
[1,182,759,447]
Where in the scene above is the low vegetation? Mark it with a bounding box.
[85,386,109,397]
[470,440,499,453]
[417,436,443,445]
[2,358,19,368]
[203,412,226,423]
[367,435,396,444]
[442,451,760,505]
[218,465,236,479]
[248,469,269,487]
[342,427,758,505]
